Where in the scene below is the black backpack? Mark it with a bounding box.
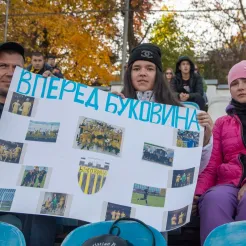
[82,218,156,246]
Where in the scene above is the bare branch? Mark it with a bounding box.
[138,24,152,44]
[239,0,246,21]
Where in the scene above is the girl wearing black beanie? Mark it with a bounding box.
[113,43,213,172]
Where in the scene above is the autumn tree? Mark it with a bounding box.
[0,0,167,83]
[183,0,246,83]
[150,12,195,71]
[0,0,120,85]
[202,31,246,83]
[119,0,161,52]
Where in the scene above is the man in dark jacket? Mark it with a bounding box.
[26,52,54,77]
[0,43,56,246]
[46,55,64,78]
[0,41,25,229]
[171,56,205,110]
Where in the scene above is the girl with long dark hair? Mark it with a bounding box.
[114,43,213,172]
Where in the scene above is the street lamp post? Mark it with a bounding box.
[4,0,10,42]
[120,0,130,84]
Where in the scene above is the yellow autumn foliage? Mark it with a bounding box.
[0,0,119,85]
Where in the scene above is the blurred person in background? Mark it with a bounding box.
[47,54,63,78]
[164,67,174,83]
[26,52,53,78]
[171,56,205,110]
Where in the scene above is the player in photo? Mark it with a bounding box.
[20,98,32,116]
[175,174,181,187]
[26,121,60,143]
[11,100,21,114]
[74,117,124,157]
[40,192,68,216]
[171,168,195,188]
[176,130,200,148]
[171,213,177,227]
[111,210,116,220]
[0,140,24,164]
[166,206,189,230]
[20,166,48,188]
[137,186,149,205]
[8,92,35,117]
[131,183,166,208]
[104,202,132,221]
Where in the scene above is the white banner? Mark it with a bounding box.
[0,67,203,231]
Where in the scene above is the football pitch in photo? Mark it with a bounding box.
[131,192,165,208]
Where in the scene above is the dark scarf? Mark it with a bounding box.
[230,99,246,146]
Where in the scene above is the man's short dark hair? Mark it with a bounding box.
[0,42,25,61]
[31,52,45,59]
[0,50,25,65]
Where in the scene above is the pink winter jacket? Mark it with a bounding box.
[195,113,246,195]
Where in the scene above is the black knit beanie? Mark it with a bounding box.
[128,43,163,72]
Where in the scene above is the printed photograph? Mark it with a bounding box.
[104,202,132,221]
[176,130,200,148]
[0,188,16,211]
[74,117,124,156]
[19,166,50,188]
[131,183,166,208]
[171,168,195,188]
[8,92,35,117]
[25,121,60,143]
[0,139,24,164]
[165,206,189,230]
[78,157,110,195]
[142,143,174,166]
[40,192,69,216]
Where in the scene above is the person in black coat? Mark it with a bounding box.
[171,56,205,110]
[26,52,54,78]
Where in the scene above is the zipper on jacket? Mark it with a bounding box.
[234,115,246,187]
[238,155,245,188]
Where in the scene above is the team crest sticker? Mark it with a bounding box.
[78,157,110,195]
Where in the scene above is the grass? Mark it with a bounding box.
[0,201,12,211]
[131,192,165,207]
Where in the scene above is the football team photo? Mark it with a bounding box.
[25,121,60,143]
[7,92,36,117]
[17,165,51,189]
[74,117,124,156]
[142,143,174,167]
[38,192,72,217]
[101,202,135,221]
[131,183,166,208]
[0,139,25,164]
[169,167,196,188]
[164,205,190,231]
[175,129,201,148]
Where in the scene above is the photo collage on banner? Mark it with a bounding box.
[71,116,201,229]
[0,89,68,214]
[0,69,203,231]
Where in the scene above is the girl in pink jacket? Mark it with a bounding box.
[195,61,246,245]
